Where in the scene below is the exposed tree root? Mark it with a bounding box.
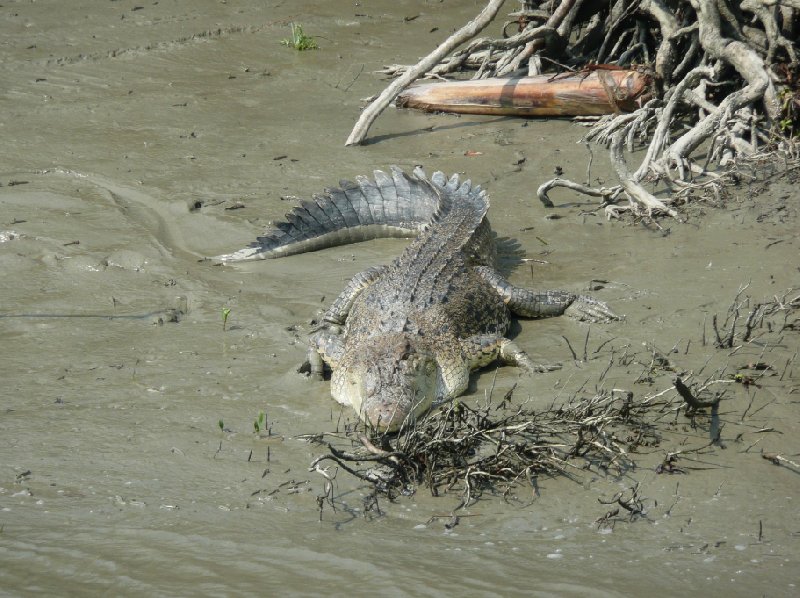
[347,0,800,221]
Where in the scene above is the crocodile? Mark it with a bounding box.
[216,167,617,431]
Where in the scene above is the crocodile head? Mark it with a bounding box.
[334,333,439,432]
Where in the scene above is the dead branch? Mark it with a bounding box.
[345,0,508,146]
[674,376,721,410]
[762,452,800,471]
[536,177,622,207]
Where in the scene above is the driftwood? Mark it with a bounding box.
[396,69,653,116]
[346,0,800,219]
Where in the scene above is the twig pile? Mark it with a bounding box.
[711,285,799,350]
[347,0,800,221]
[311,387,674,506]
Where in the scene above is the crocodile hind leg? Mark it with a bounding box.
[306,265,388,379]
[474,266,618,322]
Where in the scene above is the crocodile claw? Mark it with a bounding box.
[564,295,620,323]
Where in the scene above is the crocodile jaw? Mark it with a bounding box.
[332,334,439,432]
[360,378,436,432]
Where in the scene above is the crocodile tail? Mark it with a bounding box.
[215,166,456,261]
[421,167,489,228]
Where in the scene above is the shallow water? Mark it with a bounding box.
[1,1,799,596]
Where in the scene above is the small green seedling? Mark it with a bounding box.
[218,419,224,431]
[281,23,318,51]
[221,307,231,331]
[254,411,267,434]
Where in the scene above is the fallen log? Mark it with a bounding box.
[396,69,652,117]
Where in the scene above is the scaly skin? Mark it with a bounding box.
[217,167,618,432]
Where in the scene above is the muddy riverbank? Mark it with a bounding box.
[1,1,798,595]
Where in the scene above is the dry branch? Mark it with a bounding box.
[345,0,508,146]
[674,376,721,410]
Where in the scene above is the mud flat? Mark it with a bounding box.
[1,1,797,596]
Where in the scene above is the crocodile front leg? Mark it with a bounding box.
[319,265,388,326]
[474,266,618,322]
[460,334,562,375]
[308,328,344,379]
[306,265,388,379]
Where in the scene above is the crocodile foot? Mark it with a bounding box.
[564,295,620,323]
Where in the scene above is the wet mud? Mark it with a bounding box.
[1,1,798,595]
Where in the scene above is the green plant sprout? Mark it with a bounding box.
[254,411,267,434]
[281,23,318,51]
[777,88,797,136]
[221,307,231,331]
[218,419,224,431]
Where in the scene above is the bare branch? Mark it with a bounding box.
[345,0,508,146]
